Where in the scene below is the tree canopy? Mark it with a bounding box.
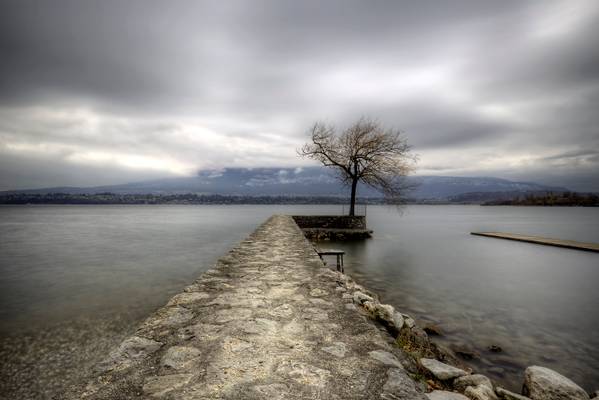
[299,118,416,215]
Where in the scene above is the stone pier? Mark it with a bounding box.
[64,215,426,399]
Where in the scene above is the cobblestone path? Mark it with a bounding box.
[65,215,426,400]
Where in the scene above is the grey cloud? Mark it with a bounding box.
[0,0,598,190]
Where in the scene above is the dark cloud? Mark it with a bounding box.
[0,0,598,191]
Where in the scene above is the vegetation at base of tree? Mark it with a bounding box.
[483,192,598,206]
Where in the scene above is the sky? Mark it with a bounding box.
[1,0,598,191]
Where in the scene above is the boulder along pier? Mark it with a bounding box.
[63,215,595,400]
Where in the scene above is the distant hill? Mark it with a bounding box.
[1,167,569,201]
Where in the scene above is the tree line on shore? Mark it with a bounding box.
[483,191,598,206]
[1,191,596,206]
[0,193,390,205]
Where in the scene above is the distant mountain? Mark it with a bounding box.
[409,176,568,200]
[1,167,569,201]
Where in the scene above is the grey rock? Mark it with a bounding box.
[345,303,357,311]
[465,384,498,400]
[375,303,394,317]
[592,390,599,399]
[321,342,347,358]
[166,292,210,306]
[451,344,480,360]
[381,368,427,399]
[155,306,194,327]
[373,303,405,331]
[161,346,201,370]
[454,374,493,391]
[368,350,404,369]
[308,297,332,307]
[427,390,470,400]
[410,326,430,348]
[214,307,253,324]
[276,361,331,388]
[352,291,374,305]
[392,311,405,330]
[348,282,366,292]
[523,366,589,400]
[420,358,468,380]
[309,288,328,297]
[143,373,194,397]
[97,336,162,371]
[404,315,416,329]
[222,336,253,352]
[252,383,291,400]
[495,387,531,400]
[118,336,163,358]
[240,318,279,335]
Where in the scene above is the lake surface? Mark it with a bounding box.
[317,205,599,392]
[0,205,597,396]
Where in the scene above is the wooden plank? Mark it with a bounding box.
[317,250,345,256]
[471,232,599,253]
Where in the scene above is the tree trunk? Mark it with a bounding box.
[349,177,358,216]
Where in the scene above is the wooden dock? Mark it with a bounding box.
[471,232,599,253]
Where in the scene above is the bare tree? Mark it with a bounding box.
[299,118,416,216]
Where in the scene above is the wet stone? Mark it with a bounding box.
[523,366,589,400]
[166,292,210,306]
[153,306,194,327]
[454,374,493,391]
[495,387,532,400]
[97,336,163,372]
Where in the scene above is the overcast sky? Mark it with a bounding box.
[1,0,598,191]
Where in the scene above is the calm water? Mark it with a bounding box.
[0,205,292,332]
[317,205,599,392]
[0,205,598,393]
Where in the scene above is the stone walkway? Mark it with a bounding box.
[64,215,426,399]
